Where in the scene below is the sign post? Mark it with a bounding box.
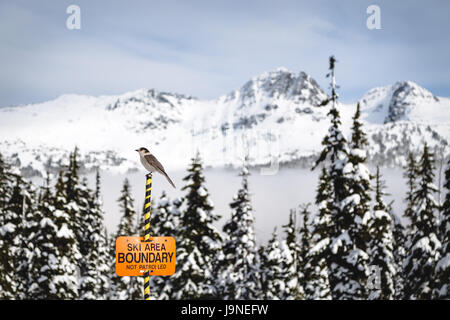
[143,173,152,300]
[115,172,176,300]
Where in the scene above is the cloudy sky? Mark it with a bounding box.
[1,0,449,106]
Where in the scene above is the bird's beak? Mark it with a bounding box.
[135,149,139,152]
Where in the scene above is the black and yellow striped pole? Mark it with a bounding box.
[143,173,152,300]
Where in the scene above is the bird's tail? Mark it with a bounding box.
[163,171,176,189]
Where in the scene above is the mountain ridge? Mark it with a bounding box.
[1,68,449,177]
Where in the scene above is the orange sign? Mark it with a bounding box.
[115,236,176,276]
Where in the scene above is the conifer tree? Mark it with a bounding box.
[149,192,182,299]
[2,176,25,297]
[77,178,98,299]
[51,170,81,299]
[0,153,14,298]
[297,205,314,300]
[259,229,284,300]
[338,101,374,299]
[64,148,81,205]
[346,102,372,247]
[78,175,109,300]
[92,174,110,300]
[110,178,142,300]
[308,167,332,299]
[0,153,11,209]
[392,211,407,300]
[217,164,260,299]
[366,167,396,300]
[28,174,56,299]
[171,153,223,299]
[27,172,80,299]
[3,175,36,298]
[152,197,183,299]
[313,56,369,299]
[404,152,419,224]
[19,179,39,299]
[404,143,441,299]
[434,159,450,299]
[60,149,102,299]
[94,169,101,200]
[280,209,303,299]
[97,226,111,299]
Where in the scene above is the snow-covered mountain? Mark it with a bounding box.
[1,68,449,177]
[359,81,441,124]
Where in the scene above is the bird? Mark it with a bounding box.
[135,147,176,188]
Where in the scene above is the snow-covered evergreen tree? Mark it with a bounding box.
[110,178,142,300]
[77,175,109,300]
[2,175,36,299]
[366,166,396,300]
[92,172,110,300]
[259,229,284,300]
[0,153,14,299]
[170,153,223,299]
[50,170,81,299]
[154,196,183,299]
[58,149,106,299]
[296,205,313,300]
[313,57,369,299]
[392,211,407,300]
[96,225,110,300]
[2,175,25,298]
[27,172,80,299]
[280,209,303,299]
[217,163,260,299]
[404,143,441,299]
[339,101,373,299]
[404,152,419,223]
[346,102,372,249]
[308,167,332,300]
[77,178,98,299]
[18,178,40,299]
[434,159,450,298]
[28,174,56,299]
[150,192,182,299]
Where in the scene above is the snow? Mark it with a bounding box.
[412,234,441,254]
[436,253,450,273]
[0,222,16,236]
[310,238,330,255]
[198,187,208,198]
[40,217,57,229]
[2,68,449,176]
[340,194,360,210]
[373,210,391,220]
[196,208,208,222]
[342,163,354,175]
[331,231,351,254]
[56,224,74,239]
[351,148,366,159]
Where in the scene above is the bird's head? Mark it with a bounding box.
[135,147,149,155]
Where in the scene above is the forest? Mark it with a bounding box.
[0,58,448,300]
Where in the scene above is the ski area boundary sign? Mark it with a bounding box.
[115,236,176,276]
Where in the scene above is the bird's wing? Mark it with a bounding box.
[145,154,176,188]
[144,154,166,173]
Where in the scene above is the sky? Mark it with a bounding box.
[0,0,449,107]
